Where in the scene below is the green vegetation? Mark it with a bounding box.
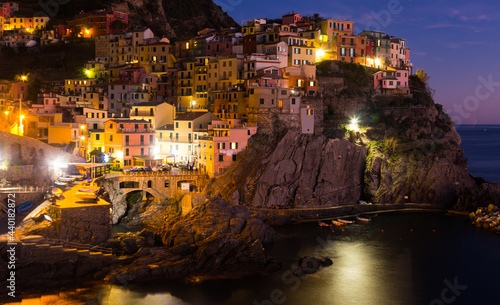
[0,40,95,80]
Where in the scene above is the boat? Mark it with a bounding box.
[356,216,372,223]
[75,188,98,200]
[54,181,68,187]
[318,221,331,227]
[16,201,33,213]
[332,220,347,227]
[337,219,355,224]
[68,174,85,181]
[58,176,76,183]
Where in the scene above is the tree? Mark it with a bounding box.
[89,150,107,163]
[415,68,430,84]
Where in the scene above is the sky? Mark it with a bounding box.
[219,0,500,125]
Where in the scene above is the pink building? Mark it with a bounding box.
[373,69,410,95]
[206,34,233,57]
[282,12,302,25]
[105,119,157,169]
[0,3,11,18]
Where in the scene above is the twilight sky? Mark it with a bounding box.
[221,0,500,125]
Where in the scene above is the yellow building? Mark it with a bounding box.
[48,115,86,157]
[156,111,218,164]
[207,56,243,92]
[89,130,105,153]
[177,60,196,110]
[130,101,176,129]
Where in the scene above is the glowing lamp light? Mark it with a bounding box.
[116,151,124,159]
[21,75,27,81]
[375,58,381,67]
[0,161,8,171]
[348,117,360,132]
[80,136,85,141]
[103,154,110,163]
[85,29,90,35]
[85,70,91,76]
[4,111,8,115]
[316,49,326,61]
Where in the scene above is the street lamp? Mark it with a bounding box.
[19,114,25,136]
[348,117,360,132]
[191,100,196,109]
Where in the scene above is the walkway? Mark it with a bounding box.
[249,203,445,223]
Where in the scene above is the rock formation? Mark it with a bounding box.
[207,69,500,211]
[208,131,366,208]
[109,0,238,38]
[101,197,279,285]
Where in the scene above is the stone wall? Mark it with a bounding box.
[43,204,112,245]
[0,191,45,209]
[0,131,84,187]
[181,194,207,216]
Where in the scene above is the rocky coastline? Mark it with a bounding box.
[470,204,500,234]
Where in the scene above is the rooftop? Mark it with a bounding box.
[175,111,210,121]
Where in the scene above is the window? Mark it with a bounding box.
[96,134,100,140]
[175,122,179,128]
[219,154,224,161]
[126,149,129,156]
[188,122,192,128]
[232,154,237,162]
[147,180,152,188]
[260,98,264,105]
[110,135,113,141]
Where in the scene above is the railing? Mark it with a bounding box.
[0,186,51,193]
[117,128,155,133]
[157,138,194,143]
[105,171,207,178]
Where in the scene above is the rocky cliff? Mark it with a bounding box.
[16,0,237,39]
[102,198,279,284]
[208,131,366,208]
[110,0,238,38]
[207,66,500,210]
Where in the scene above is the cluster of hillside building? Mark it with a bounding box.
[0,5,413,177]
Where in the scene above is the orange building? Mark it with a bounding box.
[104,119,157,169]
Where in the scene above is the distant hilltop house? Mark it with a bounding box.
[67,10,130,38]
[373,69,410,96]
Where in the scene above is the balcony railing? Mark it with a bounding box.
[117,128,155,133]
[158,138,194,144]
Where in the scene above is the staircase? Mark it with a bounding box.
[19,235,129,262]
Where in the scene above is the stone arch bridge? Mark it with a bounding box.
[104,171,209,203]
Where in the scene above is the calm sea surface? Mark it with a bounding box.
[90,125,500,305]
[457,124,500,183]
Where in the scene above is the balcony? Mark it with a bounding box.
[158,138,194,144]
[116,128,155,134]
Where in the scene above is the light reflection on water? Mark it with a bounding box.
[93,213,500,305]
